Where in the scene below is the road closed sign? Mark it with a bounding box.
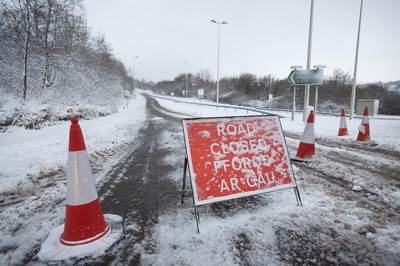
[182,115,298,206]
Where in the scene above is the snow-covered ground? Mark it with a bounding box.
[1,92,399,265]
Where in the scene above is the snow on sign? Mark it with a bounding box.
[182,115,299,206]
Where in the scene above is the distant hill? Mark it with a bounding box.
[385,80,400,93]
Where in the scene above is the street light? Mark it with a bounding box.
[183,61,188,98]
[304,0,315,121]
[290,66,303,121]
[133,56,139,89]
[211,19,227,104]
[313,64,326,119]
[350,0,364,120]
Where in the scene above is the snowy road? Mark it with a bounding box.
[129,96,400,265]
[284,134,400,265]
[1,94,399,265]
[92,98,185,264]
[95,96,400,265]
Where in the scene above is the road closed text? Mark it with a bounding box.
[182,116,296,205]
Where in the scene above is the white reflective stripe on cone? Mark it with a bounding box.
[67,150,98,206]
[300,124,315,144]
[340,118,347,128]
[358,124,366,134]
[361,115,369,124]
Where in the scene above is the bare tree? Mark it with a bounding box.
[2,0,42,100]
[258,74,275,100]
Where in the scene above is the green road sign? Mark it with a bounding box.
[288,69,324,85]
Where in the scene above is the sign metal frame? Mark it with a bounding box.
[181,115,302,211]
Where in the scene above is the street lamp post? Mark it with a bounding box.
[133,56,139,89]
[211,19,227,104]
[350,0,364,120]
[313,64,326,120]
[304,0,315,121]
[183,61,188,98]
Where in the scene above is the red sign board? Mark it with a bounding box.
[182,115,297,206]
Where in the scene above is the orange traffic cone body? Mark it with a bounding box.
[60,118,110,246]
[38,118,123,262]
[296,111,315,159]
[338,108,349,136]
[357,107,371,141]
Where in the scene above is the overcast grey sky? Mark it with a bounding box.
[84,0,400,83]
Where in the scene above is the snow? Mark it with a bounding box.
[37,214,123,262]
[1,92,400,264]
[0,95,147,194]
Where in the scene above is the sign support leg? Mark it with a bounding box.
[293,186,303,206]
[181,156,188,204]
[194,206,200,234]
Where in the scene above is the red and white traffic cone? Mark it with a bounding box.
[38,118,122,262]
[338,108,349,136]
[60,117,110,245]
[296,111,315,159]
[357,107,371,141]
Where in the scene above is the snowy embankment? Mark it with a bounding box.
[0,95,147,264]
[0,95,146,194]
[1,92,399,265]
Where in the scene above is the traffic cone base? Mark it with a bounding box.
[38,214,123,262]
[296,142,315,159]
[357,123,371,141]
[60,199,110,246]
[338,128,348,136]
[357,107,371,141]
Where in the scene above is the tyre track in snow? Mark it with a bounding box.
[285,133,400,222]
[142,96,400,264]
[0,133,137,210]
[279,133,400,265]
[85,98,183,264]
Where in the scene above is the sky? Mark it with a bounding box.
[84,0,400,83]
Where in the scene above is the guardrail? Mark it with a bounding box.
[147,94,279,116]
[144,93,400,121]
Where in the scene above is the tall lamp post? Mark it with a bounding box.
[304,0,314,121]
[211,19,227,104]
[133,56,139,89]
[313,64,326,120]
[350,0,364,120]
[183,61,188,98]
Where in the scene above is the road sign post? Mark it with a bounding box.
[292,86,296,121]
[314,85,319,120]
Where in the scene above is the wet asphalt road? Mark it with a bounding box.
[95,97,184,264]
